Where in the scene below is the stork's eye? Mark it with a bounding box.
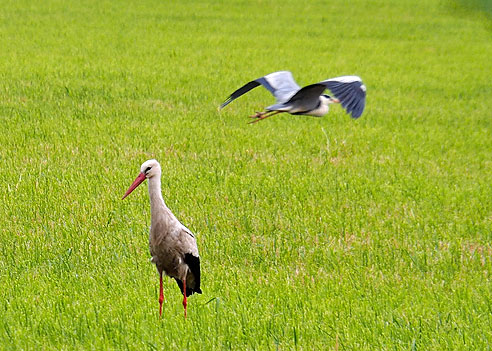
[145,166,152,173]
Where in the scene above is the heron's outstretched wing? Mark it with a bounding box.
[286,84,328,111]
[219,81,261,109]
[219,71,301,109]
[320,76,366,118]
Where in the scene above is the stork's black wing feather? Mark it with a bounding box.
[320,76,367,118]
[175,253,202,297]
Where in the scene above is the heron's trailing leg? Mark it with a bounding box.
[249,111,265,118]
[248,110,282,124]
[248,110,275,119]
[182,279,188,319]
[159,270,164,318]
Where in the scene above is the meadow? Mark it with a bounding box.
[0,0,491,349]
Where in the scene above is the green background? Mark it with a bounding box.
[0,0,491,349]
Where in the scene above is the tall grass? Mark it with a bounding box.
[0,0,491,349]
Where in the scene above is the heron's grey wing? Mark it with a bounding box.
[286,84,327,111]
[219,80,261,109]
[260,71,301,103]
[320,76,366,118]
[219,71,301,109]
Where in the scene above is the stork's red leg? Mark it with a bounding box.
[159,271,164,318]
[182,279,188,319]
[248,111,282,124]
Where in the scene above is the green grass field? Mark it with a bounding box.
[1,0,491,349]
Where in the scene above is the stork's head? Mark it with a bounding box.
[321,94,340,105]
[122,159,161,199]
[140,159,161,179]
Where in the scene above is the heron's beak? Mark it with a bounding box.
[122,172,146,199]
[331,98,340,104]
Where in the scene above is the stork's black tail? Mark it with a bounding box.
[175,253,202,297]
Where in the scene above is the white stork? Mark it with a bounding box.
[122,159,201,318]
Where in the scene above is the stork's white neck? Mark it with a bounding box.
[147,176,178,225]
[148,176,164,208]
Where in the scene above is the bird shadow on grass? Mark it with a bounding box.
[447,0,492,30]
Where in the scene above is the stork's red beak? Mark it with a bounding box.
[331,98,340,103]
[122,172,146,199]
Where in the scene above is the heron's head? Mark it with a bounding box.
[122,159,161,199]
[321,94,341,105]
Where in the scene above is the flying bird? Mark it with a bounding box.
[122,159,201,318]
[219,71,366,123]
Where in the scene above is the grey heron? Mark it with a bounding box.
[219,71,366,123]
[123,159,202,318]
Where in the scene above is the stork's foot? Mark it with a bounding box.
[159,271,164,318]
[183,279,188,319]
[159,293,164,318]
[183,297,188,319]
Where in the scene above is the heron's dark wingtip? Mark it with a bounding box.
[219,98,232,110]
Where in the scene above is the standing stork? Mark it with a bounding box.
[122,159,201,318]
[219,71,366,123]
